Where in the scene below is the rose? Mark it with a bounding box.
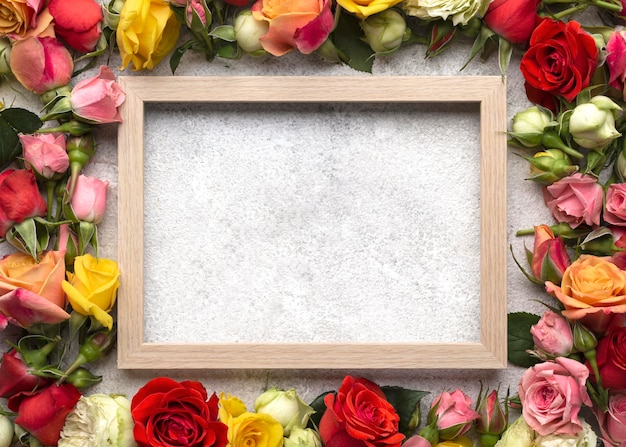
[545,255,626,333]
[254,387,315,436]
[568,96,622,150]
[234,9,269,54]
[337,0,402,19]
[62,254,120,330]
[0,0,44,36]
[319,375,405,447]
[595,325,626,390]
[434,439,473,447]
[131,377,228,447]
[543,173,603,229]
[494,416,534,447]
[251,0,333,56]
[519,357,592,436]
[534,419,597,447]
[520,18,598,112]
[226,412,283,447]
[595,390,626,447]
[361,10,407,53]
[117,0,181,71]
[0,415,12,447]
[605,183,626,226]
[483,0,539,45]
[0,169,47,238]
[68,175,109,224]
[430,390,479,440]
[70,66,126,124]
[58,394,136,447]
[606,30,626,94]
[20,133,69,180]
[285,428,322,447]
[48,0,103,52]
[402,0,490,26]
[9,36,74,94]
[475,389,507,446]
[8,383,82,446]
[530,225,570,284]
[510,105,554,148]
[0,350,48,398]
[530,310,573,358]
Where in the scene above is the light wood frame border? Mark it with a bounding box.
[117,76,507,369]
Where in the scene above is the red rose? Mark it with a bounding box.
[8,383,81,446]
[520,18,598,111]
[48,0,103,53]
[131,377,228,447]
[596,325,626,390]
[319,376,405,447]
[483,0,540,45]
[0,350,49,398]
[0,169,47,238]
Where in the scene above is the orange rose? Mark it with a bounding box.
[0,0,44,36]
[545,255,626,333]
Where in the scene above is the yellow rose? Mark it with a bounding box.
[62,254,120,329]
[546,255,626,333]
[434,437,473,447]
[337,0,403,19]
[219,392,248,424]
[227,412,283,447]
[116,0,181,71]
[0,0,40,36]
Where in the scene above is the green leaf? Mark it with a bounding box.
[498,37,512,77]
[0,116,20,169]
[508,312,541,368]
[210,25,236,42]
[170,40,195,74]
[381,386,429,435]
[0,108,43,134]
[460,25,495,71]
[332,10,374,73]
[308,391,331,429]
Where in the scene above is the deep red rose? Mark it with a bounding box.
[8,383,81,446]
[483,0,540,45]
[520,18,598,111]
[0,350,49,398]
[596,325,626,390]
[319,375,405,447]
[0,169,47,238]
[131,377,228,447]
[48,0,103,53]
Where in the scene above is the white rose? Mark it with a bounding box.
[494,416,534,447]
[58,394,136,447]
[254,388,315,436]
[535,420,598,447]
[402,0,490,25]
[284,427,323,447]
[0,415,13,447]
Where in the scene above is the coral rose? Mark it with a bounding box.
[545,255,626,333]
[251,0,333,56]
[483,0,540,45]
[0,169,47,238]
[543,173,603,229]
[48,0,103,52]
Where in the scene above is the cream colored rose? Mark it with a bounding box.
[402,0,490,25]
[534,420,597,447]
[494,416,534,447]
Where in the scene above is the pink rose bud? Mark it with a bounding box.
[430,390,479,440]
[530,224,570,284]
[19,133,69,180]
[530,310,574,358]
[606,30,626,94]
[475,389,507,447]
[70,66,126,124]
[9,36,73,95]
[69,175,108,224]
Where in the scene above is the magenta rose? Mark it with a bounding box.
[543,173,603,229]
[595,325,626,390]
[607,31,626,93]
[595,390,626,447]
[530,310,573,358]
[519,357,592,436]
[605,183,626,226]
[431,390,479,440]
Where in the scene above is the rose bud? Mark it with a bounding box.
[102,0,125,29]
[19,133,69,181]
[0,169,47,238]
[70,66,126,124]
[9,36,73,95]
[254,387,315,436]
[361,9,407,54]
[66,134,96,199]
[430,390,479,440]
[0,38,10,77]
[530,310,573,358]
[606,30,626,95]
[569,95,622,151]
[68,174,108,224]
[510,106,554,148]
[234,9,269,54]
[529,224,570,284]
[0,415,12,447]
[526,149,578,185]
[186,0,210,27]
[284,427,322,447]
[426,20,456,58]
[483,0,540,45]
[475,388,507,447]
[48,0,103,53]
[64,326,117,376]
[0,350,49,399]
[495,416,534,447]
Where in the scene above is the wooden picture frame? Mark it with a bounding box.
[117,76,507,369]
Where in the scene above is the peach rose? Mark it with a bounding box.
[0,0,44,36]
[545,255,626,333]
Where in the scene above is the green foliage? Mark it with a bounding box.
[508,312,541,368]
[0,107,43,169]
[381,386,429,435]
[332,10,375,73]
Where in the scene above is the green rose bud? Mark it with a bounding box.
[510,106,554,148]
[0,415,13,447]
[361,9,407,54]
[284,427,322,447]
[254,388,315,436]
[569,95,622,151]
[234,10,269,55]
[526,149,578,185]
[0,38,10,76]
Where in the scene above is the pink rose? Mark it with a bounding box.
[530,224,570,284]
[402,436,432,447]
[19,133,69,180]
[9,36,73,94]
[69,175,108,223]
[606,31,626,94]
[530,310,573,358]
[543,173,603,229]
[48,0,103,52]
[70,66,125,124]
[605,183,626,226]
[519,357,592,436]
[431,390,479,440]
[596,391,626,447]
[251,0,333,56]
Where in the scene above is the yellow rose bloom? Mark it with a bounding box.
[227,412,283,447]
[219,392,248,424]
[116,0,181,71]
[435,437,473,447]
[62,254,120,329]
[337,0,403,19]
